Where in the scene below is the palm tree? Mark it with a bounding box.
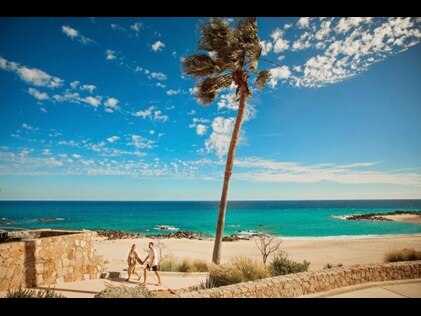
[182,17,271,264]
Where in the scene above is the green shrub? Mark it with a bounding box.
[6,287,64,298]
[384,249,421,262]
[95,284,150,298]
[209,257,269,287]
[159,256,209,272]
[269,253,310,276]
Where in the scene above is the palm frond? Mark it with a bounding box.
[197,74,233,105]
[182,54,220,77]
[198,18,231,53]
[255,70,271,90]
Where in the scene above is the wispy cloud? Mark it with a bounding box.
[105,49,117,60]
[129,134,155,149]
[61,25,94,45]
[111,23,126,32]
[196,124,207,136]
[264,17,421,88]
[151,40,165,52]
[28,88,49,101]
[0,56,63,88]
[82,96,101,107]
[166,89,180,96]
[22,123,38,131]
[106,136,120,143]
[233,157,421,186]
[132,106,168,122]
[130,22,143,35]
[104,97,119,113]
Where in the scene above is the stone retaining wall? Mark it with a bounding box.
[0,230,104,291]
[179,261,421,298]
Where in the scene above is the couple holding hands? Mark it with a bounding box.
[127,241,161,286]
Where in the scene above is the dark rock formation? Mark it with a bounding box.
[345,210,421,222]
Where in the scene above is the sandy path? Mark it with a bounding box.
[94,234,421,271]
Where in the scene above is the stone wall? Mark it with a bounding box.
[0,230,104,291]
[179,261,421,298]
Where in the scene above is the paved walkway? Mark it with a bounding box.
[0,271,208,298]
[300,279,421,298]
[3,276,420,298]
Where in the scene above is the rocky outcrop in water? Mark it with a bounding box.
[96,230,142,240]
[150,231,205,240]
[346,210,421,222]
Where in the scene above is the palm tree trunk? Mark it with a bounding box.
[212,88,248,264]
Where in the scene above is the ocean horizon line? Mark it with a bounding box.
[1,198,421,202]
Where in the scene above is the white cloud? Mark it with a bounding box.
[273,38,289,52]
[189,87,198,95]
[22,123,38,131]
[111,23,125,31]
[106,49,117,60]
[61,25,94,45]
[187,109,196,115]
[172,51,177,57]
[260,40,273,56]
[284,23,292,30]
[269,66,292,88]
[133,106,154,119]
[233,158,421,186]
[271,28,284,41]
[130,22,143,33]
[297,17,310,28]
[151,40,165,52]
[315,20,332,40]
[70,81,80,89]
[58,140,78,147]
[196,124,207,136]
[153,110,168,122]
[40,107,47,113]
[277,56,285,61]
[82,96,101,107]
[166,89,180,95]
[42,149,52,156]
[189,117,210,128]
[104,97,119,112]
[156,82,166,88]
[217,92,238,111]
[149,72,167,81]
[28,88,49,100]
[62,25,78,38]
[264,17,421,88]
[107,136,120,143]
[81,84,96,93]
[0,56,63,88]
[130,134,154,149]
[133,106,168,122]
[149,130,155,135]
[293,65,302,72]
[72,154,82,159]
[204,117,235,158]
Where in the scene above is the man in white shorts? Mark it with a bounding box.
[142,241,161,286]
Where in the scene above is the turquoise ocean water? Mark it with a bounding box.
[1,200,421,238]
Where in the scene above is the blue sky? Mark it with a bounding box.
[0,17,420,200]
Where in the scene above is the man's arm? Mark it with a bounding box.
[135,251,143,264]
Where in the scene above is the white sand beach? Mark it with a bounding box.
[95,234,421,272]
[383,214,421,224]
